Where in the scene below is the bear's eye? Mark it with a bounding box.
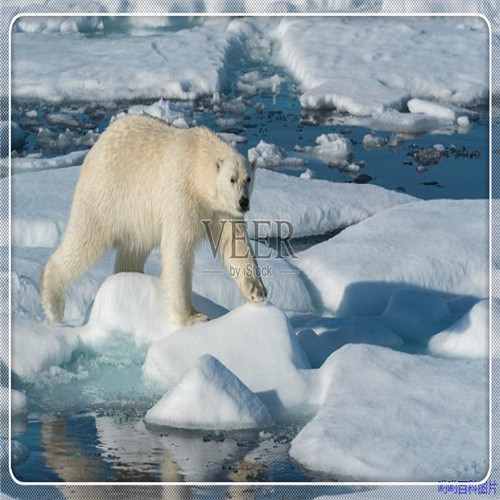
[230,177,237,184]
[246,177,251,183]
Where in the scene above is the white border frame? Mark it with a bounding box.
[7,11,493,488]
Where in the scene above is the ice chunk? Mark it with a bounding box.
[248,140,284,169]
[362,133,387,148]
[145,355,273,430]
[237,71,283,95]
[300,168,313,179]
[296,199,488,316]
[248,169,416,239]
[304,133,352,166]
[407,98,456,121]
[457,115,471,128]
[429,299,490,359]
[12,319,80,379]
[217,132,247,145]
[143,304,310,412]
[290,344,488,481]
[368,110,444,134]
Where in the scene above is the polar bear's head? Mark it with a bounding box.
[215,154,255,217]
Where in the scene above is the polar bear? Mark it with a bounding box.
[41,115,267,328]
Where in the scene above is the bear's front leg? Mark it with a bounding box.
[161,233,208,329]
[218,219,267,304]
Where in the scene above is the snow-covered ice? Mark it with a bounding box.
[295,199,489,316]
[12,19,242,102]
[368,110,445,135]
[143,304,310,413]
[145,354,273,430]
[273,17,487,115]
[429,299,490,359]
[248,169,416,239]
[290,344,488,481]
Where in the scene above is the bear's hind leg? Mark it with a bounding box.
[114,245,150,274]
[41,224,108,324]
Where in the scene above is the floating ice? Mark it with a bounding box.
[126,98,193,127]
[368,110,445,134]
[237,71,283,95]
[145,354,273,430]
[247,140,303,169]
[143,304,310,413]
[273,17,487,114]
[299,168,313,179]
[362,133,387,149]
[457,115,471,128]
[429,299,490,359]
[305,133,352,166]
[217,132,247,145]
[13,19,243,102]
[296,199,488,316]
[290,344,488,481]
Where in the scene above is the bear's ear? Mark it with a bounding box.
[216,159,223,172]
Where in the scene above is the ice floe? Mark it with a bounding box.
[145,354,273,430]
[295,199,489,316]
[273,17,487,114]
[143,304,310,413]
[290,344,488,481]
[12,18,241,102]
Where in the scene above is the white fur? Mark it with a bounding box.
[41,115,266,328]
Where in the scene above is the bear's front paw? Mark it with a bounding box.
[242,277,268,303]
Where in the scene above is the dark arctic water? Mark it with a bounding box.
[9,39,489,486]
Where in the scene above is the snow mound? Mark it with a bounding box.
[305,133,352,165]
[143,304,310,412]
[274,17,487,114]
[296,199,488,316]
[290,344,488,481]
[13,19,243,102]
[12,319,80,379]
[429,299,490,359]
[80,272,225,351]
[248,169,416,239]
[145,354,273,430]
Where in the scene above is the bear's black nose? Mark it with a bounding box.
[239,196,249,212]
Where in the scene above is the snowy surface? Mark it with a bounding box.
[248,169,416,239]
[273,17,488,115]
[429,299,490,359]
[144,304,311,413]
[296,199,489,316]
[145,354,273,430]
[12,19,241,102]
[407,98,456,122]
[290,344,489,481]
